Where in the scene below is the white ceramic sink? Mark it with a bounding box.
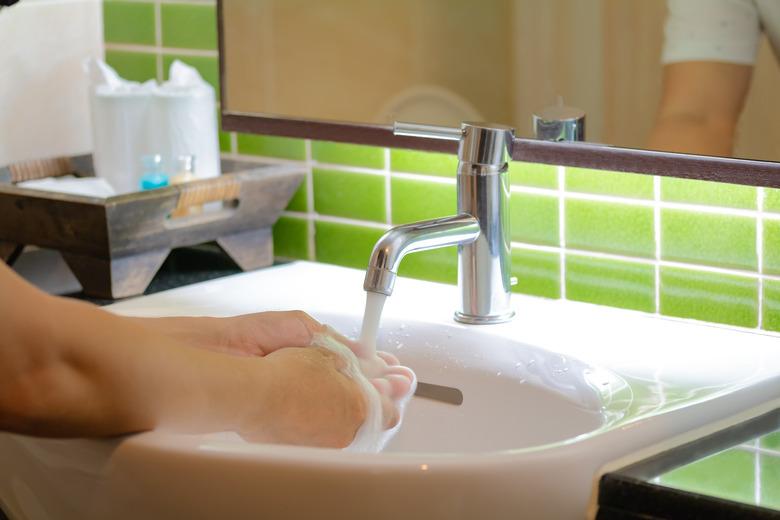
[1,262,778,520]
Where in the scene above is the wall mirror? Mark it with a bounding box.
[218,0,780,170]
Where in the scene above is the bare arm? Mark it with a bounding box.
[0,263,379,447]
[648,61,753,156]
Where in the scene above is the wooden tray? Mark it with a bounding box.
[0,155,304,298]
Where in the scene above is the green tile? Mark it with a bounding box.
[162,55,219,93]
[763,220,780,275]
[217,107,231,153]
[314,221,383,269]
[762,451,780,509]
[312,141,384,169]
[566,168,654,199]
[105,51,157,83]
[272,216,308,260]
[762,431,780,450]
[390,177,456,224]
[763,279,780,333]
[511,249,560,299]
[161,3,217,50]
[508,162,558,189]
[236,134,305,161]
[397,247,458,285]
[565,255,655,312]
[566,200,655,258]
[659,449,755,505]
[662,177,756,209]
[103,1,156,45]
[765,189,780,213]
[285,182,307,213]
[313,169,385,222]
[661,210,757,271]
[510,193,559,246]
[660,267,758,327]
[389,149,458,177]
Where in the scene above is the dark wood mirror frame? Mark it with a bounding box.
[217,0,780,189]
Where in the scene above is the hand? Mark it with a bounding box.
[130,311,327,357]
[241,346,400,448]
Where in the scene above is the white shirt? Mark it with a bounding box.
[663,0,780,65]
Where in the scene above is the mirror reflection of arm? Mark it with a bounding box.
[647,61,752,156]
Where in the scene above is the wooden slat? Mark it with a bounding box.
[9,157,73,183]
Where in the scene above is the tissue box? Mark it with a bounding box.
[0,155,304,298]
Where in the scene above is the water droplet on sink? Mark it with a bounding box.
[396,343,404,349]
[515,362,522,369]
[496,371,502,376]
[399,324,406,330]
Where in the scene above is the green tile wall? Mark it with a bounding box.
[105,0,780,335]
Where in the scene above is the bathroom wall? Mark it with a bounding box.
[103,0,780,335]
[0,0,103,165]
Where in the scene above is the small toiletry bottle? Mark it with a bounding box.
[170,154,196,185]
[139,154,169,190]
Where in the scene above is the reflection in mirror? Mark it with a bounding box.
[221,0,780,162]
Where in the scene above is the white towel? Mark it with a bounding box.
[310,333,416,453]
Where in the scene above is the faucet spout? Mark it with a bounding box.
[363,214,479,296]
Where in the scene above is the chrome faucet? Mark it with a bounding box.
[363,121,515,324]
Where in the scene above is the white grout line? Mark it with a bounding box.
[510,240,780,282]
[282,211,391,231]
[558,166,566,299]
[153,1,163,81]
[312,162,386,177]
[757,187,765,329]
[654,175,662,314]
[737,444,780,457]
[384,148,392,225]
[304,140,316,261]
[391,171,456,184]
[104,43,219,59]
[755,438,762,506]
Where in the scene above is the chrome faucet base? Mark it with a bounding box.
[454,310,515,325]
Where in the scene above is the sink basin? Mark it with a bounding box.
[1,262,778,520]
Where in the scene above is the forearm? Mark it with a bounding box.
[648,113,736,157]
[0,272,254,437]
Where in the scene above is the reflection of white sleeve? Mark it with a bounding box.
[662,0,760,65]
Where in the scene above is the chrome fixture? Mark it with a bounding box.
[533,102,586,142]
[364,121,515,324]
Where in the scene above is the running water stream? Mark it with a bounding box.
[358,291,387,359]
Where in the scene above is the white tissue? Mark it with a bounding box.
[310,334,416,453]
[17,175,116,198]
[85,59,220,194]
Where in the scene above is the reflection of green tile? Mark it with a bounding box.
[313,169,385,222]
[162,55,219,93]
[105,51,157,83]
[660,267,758,327]
[312,141,384,169]
[764,280,780,332]
[273,216,308,260]
[762,431,780,450]
[161,3,217,50]
[398,247,457,285]
[765,189,780,213]
[217,107,231,153]
[509,162,557,189]
[510,193,559,246]
[236,134,305,161]
[566,168,653,199]
[390,177,456,224]
[661,177,756,209]
[659,449,755,505]
[566,200,655,258]
[763,220,780,275]
[389,149,458,177]
[565,255,655,312]
[511,249,560,298]
[762,451,780,509]
[285,182,307,212]
[314,221,383,269]
[104,1,156,45]
[661,210,757,271]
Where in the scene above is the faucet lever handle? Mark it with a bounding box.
[393,122,463,141]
